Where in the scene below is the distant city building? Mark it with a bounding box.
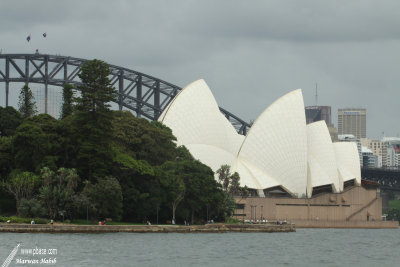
[361,138,387,167]
[305,106,332,126]
[362,146,380,168]
[338,134,363,166]
[383,137,400,168]
[338,108,366,139]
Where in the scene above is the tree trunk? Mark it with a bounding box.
[172,203,176,224]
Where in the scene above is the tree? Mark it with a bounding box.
[74,59,117,181]
[84,176,123,221]
[216,165,231,192]
[0,136,13,177]
[28,114,63,170]
[18,198,46,218]
[0,106,23,137]
[175,146,194,161]
[112,111,177,165]
[179,160,221,224]
[3,171,40,214]
[157,161,186,224]
[228,172,242,196]
[18,84,37,118]
[39,167,80,219]
[12,121,50,172]
[112,149,159,221]
[216,164,245,196]
[58,114,79,168]
[60,83,74,119]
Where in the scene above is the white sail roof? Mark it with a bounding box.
[307,121,341,193]
[234,89,308,197]
[159,79,244,170]
[333,142,361,185]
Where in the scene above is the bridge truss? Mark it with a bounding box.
[0,54,250,135]
[362,167,400,191]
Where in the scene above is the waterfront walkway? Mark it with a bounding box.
[0,223,295,233]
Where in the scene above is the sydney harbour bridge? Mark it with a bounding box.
[0,54,251,135]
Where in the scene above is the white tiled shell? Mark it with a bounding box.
[159,79,244,171]
[333,142,361,185]
[307,155,334,194]
[185,144,237,175]
[235,89,308,197]
[307,121,340,193]
[231,159,265,190]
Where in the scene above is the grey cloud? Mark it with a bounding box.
[175,0,400,42]
[0,0,399,138]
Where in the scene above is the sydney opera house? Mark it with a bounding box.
[159,79,393,227]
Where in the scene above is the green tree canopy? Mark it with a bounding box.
[84,176,123,221]
[112,111,177,165]
[18,84,37,118]
[39,167,80,219]
[2,171,40,214]
[216,164,246,196]
[60,83,74,119]
[74,59,117,181]
[0,136,13,177]
[112,148,159,221]
[27,114,63,169]
[12,121,49,172]
[157,161,186,224]
[0,106,23,137]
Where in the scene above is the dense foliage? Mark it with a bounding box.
[0,60,236,224]
[18,84,37,118]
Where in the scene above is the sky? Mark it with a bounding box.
[0,0,399,139]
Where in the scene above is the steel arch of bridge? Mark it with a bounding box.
[0,54,250,134]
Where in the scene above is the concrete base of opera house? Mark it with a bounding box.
[293,220,398,229]
[233,185,399,229]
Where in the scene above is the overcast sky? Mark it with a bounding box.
[1,0,399,139]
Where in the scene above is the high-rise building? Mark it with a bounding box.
[361,138,387,167]
[383,137,400,168]
[361,146,380,168]
[338,108,366,139]
[305,106,332,125]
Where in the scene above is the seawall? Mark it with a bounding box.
[0,223,295,233]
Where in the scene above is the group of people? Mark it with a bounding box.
[30,219,54,225]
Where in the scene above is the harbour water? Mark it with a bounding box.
[0,228,399,266]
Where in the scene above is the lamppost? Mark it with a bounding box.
[59,210,65,223]
[206,204,209,223]
[261,205,263,221]
[156,205,159,225]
